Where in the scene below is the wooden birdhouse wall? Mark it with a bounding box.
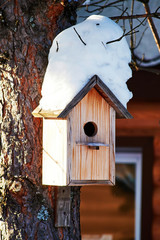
[42,119,68,186]
[67,88,115,185]
[42,88,115,186]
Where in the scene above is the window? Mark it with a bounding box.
[115,152,142,240]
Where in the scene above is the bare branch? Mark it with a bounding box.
[73,27,87,46]
[84,0,124,14]
[130,62,160,75]
[80,0,123,9]
[155,6,160,16]
[134,27,148,50]
[78,11,160,21]
[106,30,126,44]
[56,41,59,52]
[130,0,135,53]
[115,7,129,23]
[106,30,139,44]
[143,3,160,53]
[0,0,10,8]
[106,17,147,44]
[111,12,160,20]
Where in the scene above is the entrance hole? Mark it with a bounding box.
[83,122,98,137]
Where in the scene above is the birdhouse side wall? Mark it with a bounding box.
[42,119,68,186]
[67,88,115,185]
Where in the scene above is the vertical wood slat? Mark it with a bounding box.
[42,119,68,186]
[55,187,71,227]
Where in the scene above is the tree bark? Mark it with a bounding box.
[0,0,81,239]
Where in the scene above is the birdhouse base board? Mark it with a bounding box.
[68,180,114,186]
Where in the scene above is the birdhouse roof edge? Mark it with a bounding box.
[58,75,133,119]
[32,75,133,119]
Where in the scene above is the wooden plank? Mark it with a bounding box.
[116,101,160,137]
[116,119,160,137]
[153,187,160,216]
[55,187,71,227]
[127,102,160,120]
[32,105,62,118]
[69,180,114,186]
[152,217,160,240]
[32,105,43,117]
[80,185,134,237]
[153,160,160,187]
[42,119,68,186]
[153,137,160,187]
[82,234,113,240]
[67,88,112,183]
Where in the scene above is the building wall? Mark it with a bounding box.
[117,101,160,240]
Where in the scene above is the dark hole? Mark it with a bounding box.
[84,122,97,137]
[96,23,100,25]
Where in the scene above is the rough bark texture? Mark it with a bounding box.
[0,0,81,239]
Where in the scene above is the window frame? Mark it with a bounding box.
[116,151,142,240]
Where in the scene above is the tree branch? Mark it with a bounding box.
[106,17,146,44]
[143,3,160,53]
[73,27,86,46]
[0,0,10,8]
[56,41,59,52]
[110,12,160,20]
[84,0,124,13]
[130,62,160,75]
[130,0,135,53]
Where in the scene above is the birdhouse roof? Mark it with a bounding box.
[32,75,132,119]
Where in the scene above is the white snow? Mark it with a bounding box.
[40,15,132,111]
[83,0,91,5]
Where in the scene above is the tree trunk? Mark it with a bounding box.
[0,0,81,239]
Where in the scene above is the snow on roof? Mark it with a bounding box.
[40,15,132,111]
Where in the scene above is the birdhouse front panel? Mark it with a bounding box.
[67,88,115,185]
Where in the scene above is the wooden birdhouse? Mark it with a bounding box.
[32,75,132,186]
